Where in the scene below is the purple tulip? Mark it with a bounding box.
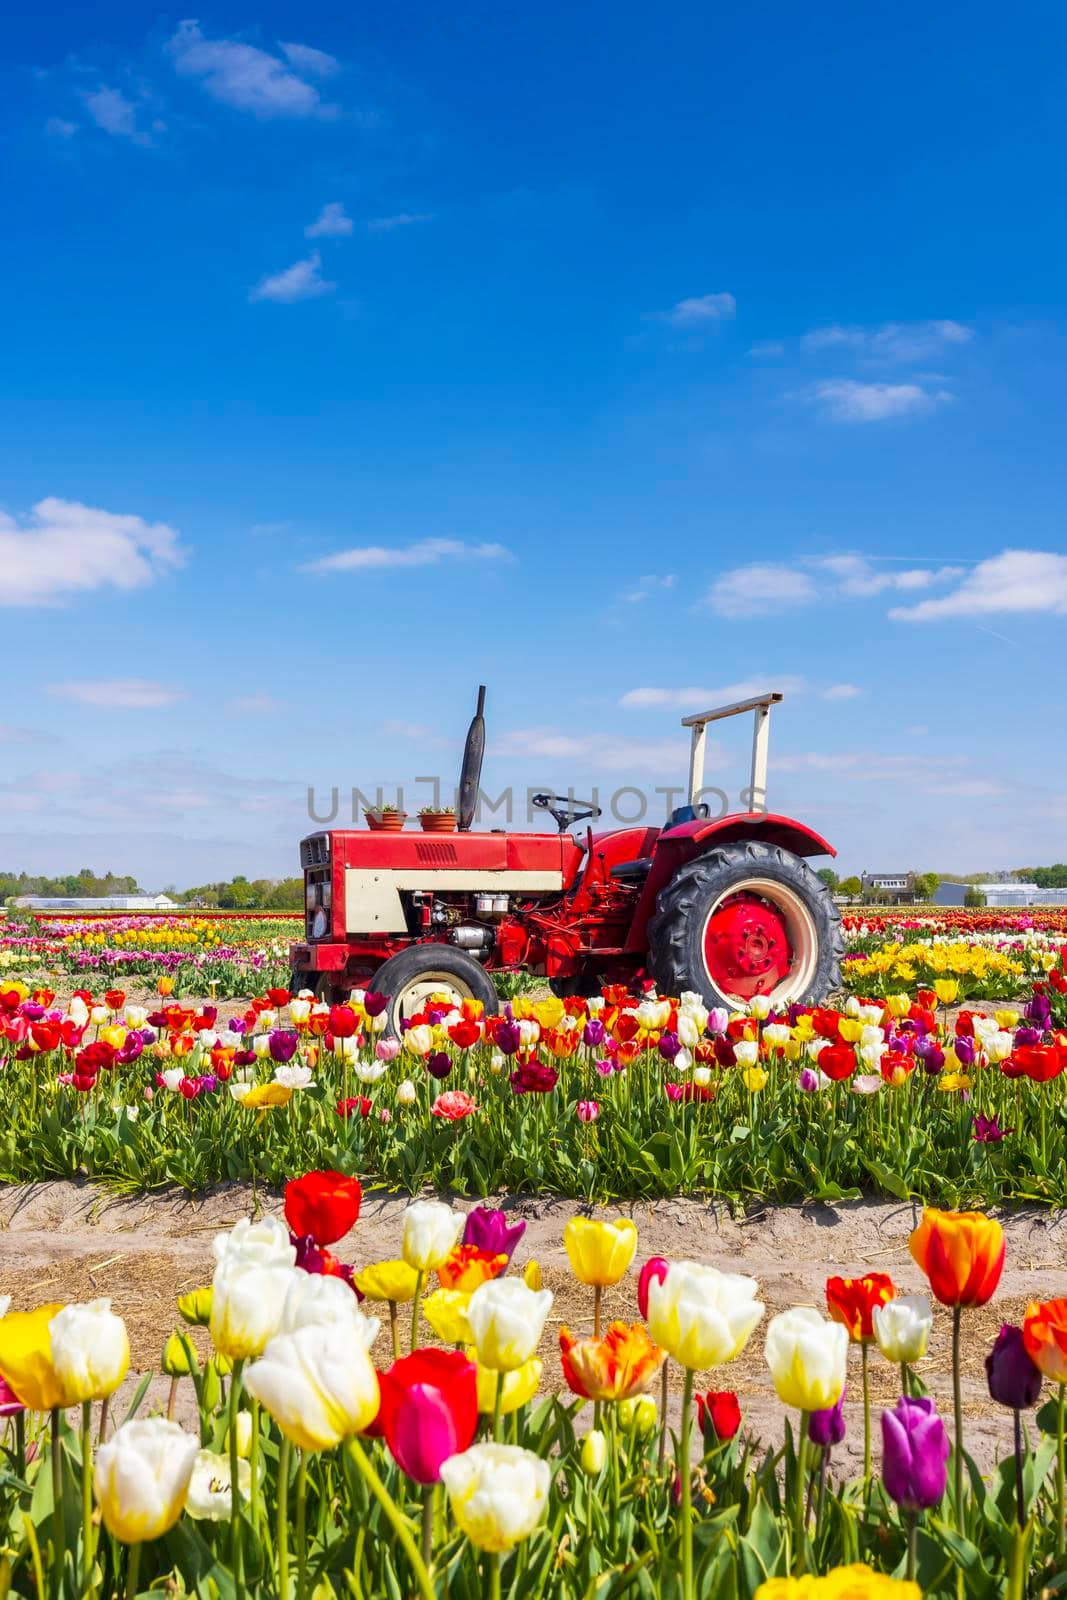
[20,1003,45,1022]
[1024,994,1051,1028]
[116,1034,143,1065]
[268,1029,299,1064]
[809,1390,846,1447]
[881,1396,950,1512]
[953,1036,976,1067]
[707,1008,729,1035]
[494,1021,521,1055]
[427,1051,452,1081]
[973,1113,1013,1143]
[582,1018,606,1048]
[985,1325,1042,1410]
[1014,1024,1042,1047]
[463,1206,526,1262]
[363,991,389,1018]
[228,1017,246,1035]
[914,1038,944,1075]
[657,1030,681,1062]
[798,1068,820,1093]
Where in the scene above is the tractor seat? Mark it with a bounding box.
[610,857,653,883]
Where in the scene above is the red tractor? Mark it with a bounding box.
[290,688,842,1032]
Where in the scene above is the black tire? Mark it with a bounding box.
[647,841,842,1009]
[370,945,501,1038]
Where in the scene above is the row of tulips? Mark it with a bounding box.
[0,1182,1064,1597]
[2,973,1067,1202]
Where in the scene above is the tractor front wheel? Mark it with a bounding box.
[647,841,842,1010]
[370,945,501,1038]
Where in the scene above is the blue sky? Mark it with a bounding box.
[2,2,1066,887]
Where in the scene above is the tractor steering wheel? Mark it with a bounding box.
[531,793,603,833]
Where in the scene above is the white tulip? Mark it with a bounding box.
[646,1262,764,1370]
[49,1299,130,1402]
[872,1295,933,1365]
[355,1061,386,1084]
[440,1443,550,1553]
[401,1200,464,1272]
[676,1014,701,1049]
[244,1323,380,1451]
[162,1068,185,1093]
[186,1449,250,1521]
[279,1274,380,1345]
[764,1306,848,1411]
[733,1040,758,1068]
[692,1065,712,1087]
[748,996,771,1021]
[467,1279,554,1371]
[94,1418,199,1543]
[213,1216,296,1270]
[124,1006,147,1028]
[210,1258,298,1360]
[273,1064,314,1090]
[396,1079,417,1105]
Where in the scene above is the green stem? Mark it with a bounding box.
[1007,1517,1029,1600]
[228,1358,245,1600]
[491,1371,503,1443]
[793,1412,810,1574]
[1057,1382,1066,1560]
[906,1511,917,1582]
[489,1551,502,1600]
[389,1302,401,1362]
[50,1409,63,1598]
[296,1453,307,1600]
[80,1402,93,1596]
[411,1271,424,1353]
[276,1438,291,1600]
[124,1542,140,1600]
[421,1482,436,1574]
[900,1361,909,1399]
[14,1413,25,1485]
[679,1367,694,1600]
[951,1305,964,1523]
[861,1342,871,1485]
[248,1398,260,1534]
[658,1360,669,1470]
[347,1439,435,1600]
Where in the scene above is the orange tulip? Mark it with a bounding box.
[1023,1297,1067,1384]
[437,1246,508,1294]
[157,976,175,997]
[909,1208,1004,1307]
[559,1320,665,1402]
[825,1273,896,1342]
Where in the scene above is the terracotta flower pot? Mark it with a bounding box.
[419,812,458,833]
[367,812,407,832]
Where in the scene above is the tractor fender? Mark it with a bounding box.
[624,812,835,954]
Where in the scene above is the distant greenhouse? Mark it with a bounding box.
[933,882,1067,908]
[13,895,177,912]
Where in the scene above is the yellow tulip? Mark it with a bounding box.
[742,1066,768,1093]
[472,1353,542,1414]
[422,1289,473,1345]
[837,1019,862,1043]
[933,979,960,1004]
[522,1260,543,1292]
[99,1024,126,1050]
[532,996,565,1030]
[995,1009,1020,1030]
[563,1217,637,1287]
[177,1287,213,1327]
[242,1083,293,1110]
[0,1304,66,1410]
[352,1260,420,1304]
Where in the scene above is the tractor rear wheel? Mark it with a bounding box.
[370,945,501,1038]
[647,841,842,1010]
[289,969,343,1004]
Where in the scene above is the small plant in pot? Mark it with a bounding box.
[366,803,407,832]
[418,806,458,833]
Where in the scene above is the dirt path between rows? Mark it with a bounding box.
[1,1183,1064,1472]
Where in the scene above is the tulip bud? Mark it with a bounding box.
[580,1429,607,1474]
[177,1287,213,1327]
[225,1410,253,1459]
[162,1333,198,1378]
[397,1079,417,1106]
[522,1260,543,1292]
[618,1393,657,1438]
[986,1324,1042,1410]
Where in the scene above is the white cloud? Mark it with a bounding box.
[82,87,148,143]
[305,201,352,238]
[815,554,964,595]
[277,41,340,78]
[648,292,736,328]
[168,21,337,119]
[46,117,78,139]
[801,319,973,364]
[249,251,335,304]
[303,538,510,574]
[749,340,785,359]
[367,213,434,233]
[0,498,185,607]
[620,676,805,709]
[231,694,285,714]
[45,679,185,709]
[704,563,818,618]
[890,550,1067,622]
[820,683,863,701]
[810,380,952,423]
[619,574,676,604]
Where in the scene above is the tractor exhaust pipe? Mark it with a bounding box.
[457,685,486,832]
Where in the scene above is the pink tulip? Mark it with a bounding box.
[637,1255,670,1320]
[376,1038,401,1063]
[576,1100,600,1123]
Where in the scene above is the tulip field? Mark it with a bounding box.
[0,912,1066,1596]
[0,1190,1063,1599]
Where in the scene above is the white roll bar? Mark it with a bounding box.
[681,692,784,813]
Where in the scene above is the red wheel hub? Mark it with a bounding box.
[703,891,795,1000]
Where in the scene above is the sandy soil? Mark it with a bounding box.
[1,1182,1063,1471]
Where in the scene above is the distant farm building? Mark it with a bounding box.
[860,872,917,904]
[933,882,1067,908]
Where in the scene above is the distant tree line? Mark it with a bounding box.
[0,868,141,901]
[1,868,303,911]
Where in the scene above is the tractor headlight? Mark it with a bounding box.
[306,882,320,911]
[311,907,329,940]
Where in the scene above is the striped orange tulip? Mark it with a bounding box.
[908,1209,1004,1307]
[559,1320,665,1402]
[1023,1297,1067,1384]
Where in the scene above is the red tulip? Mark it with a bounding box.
[328,1005,359,1039]
[1014,1045,1063,1083]
[696,1389,742,1441]
[819,1044,856,1082]
[284,1170,363,1246]
[377,1348,478,1483]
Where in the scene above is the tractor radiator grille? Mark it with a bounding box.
[300,834,330,868]
[415,841,459,865]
